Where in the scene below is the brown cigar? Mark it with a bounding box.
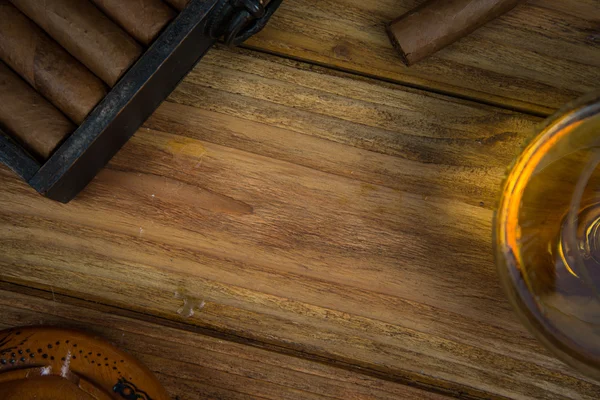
[10,0,143,87]
[164,0,188,11]
[90,0,176,46]
[0,1,107,124]
[0,62,74,160]
[387,0,522,66]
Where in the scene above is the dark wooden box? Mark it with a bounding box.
[0,0,280,203]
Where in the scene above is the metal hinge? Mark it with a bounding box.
[206,0,283,46]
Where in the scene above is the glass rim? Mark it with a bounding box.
[494,93,600,380]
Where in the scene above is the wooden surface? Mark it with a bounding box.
[0,0,599,398]
[246,0,600,115]
[0,283,449,400]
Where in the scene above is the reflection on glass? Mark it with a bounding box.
[496,93,600,378]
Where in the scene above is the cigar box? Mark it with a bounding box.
[0,0,281,203]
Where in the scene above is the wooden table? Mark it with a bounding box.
[1,1,599,398]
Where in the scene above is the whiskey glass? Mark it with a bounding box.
[495,93,600,378]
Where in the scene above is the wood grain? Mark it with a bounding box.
[0,46,598,399]
[246,0,600,115]
[0,284,451,400]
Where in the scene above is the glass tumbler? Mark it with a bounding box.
[495,92,600,379]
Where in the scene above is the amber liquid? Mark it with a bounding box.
[498,106,600,368]
[518,149,600,332]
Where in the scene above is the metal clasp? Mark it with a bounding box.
[206,0,283,46]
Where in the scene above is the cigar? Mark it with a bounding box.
[387,0,522,66]
[10,0,143,87]
[164,0,188,11]
[0,62,75,160]
[0,1,107,124]
[90,0,176,46]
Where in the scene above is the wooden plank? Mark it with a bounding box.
[246,0,600,115]
[0,283,450,400]
[0,46,598,399]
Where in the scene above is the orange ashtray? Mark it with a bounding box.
[0,326,169,399]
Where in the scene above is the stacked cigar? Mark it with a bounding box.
[0,0,189,161]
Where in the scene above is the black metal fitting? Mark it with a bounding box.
[207,0,283,46]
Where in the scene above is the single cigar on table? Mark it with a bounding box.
[90,0,176,46]
[10,0,143,87]
[387,0,522,66]
[164,0,188,11]
[0,1,107,124]
[0,62,75,160]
